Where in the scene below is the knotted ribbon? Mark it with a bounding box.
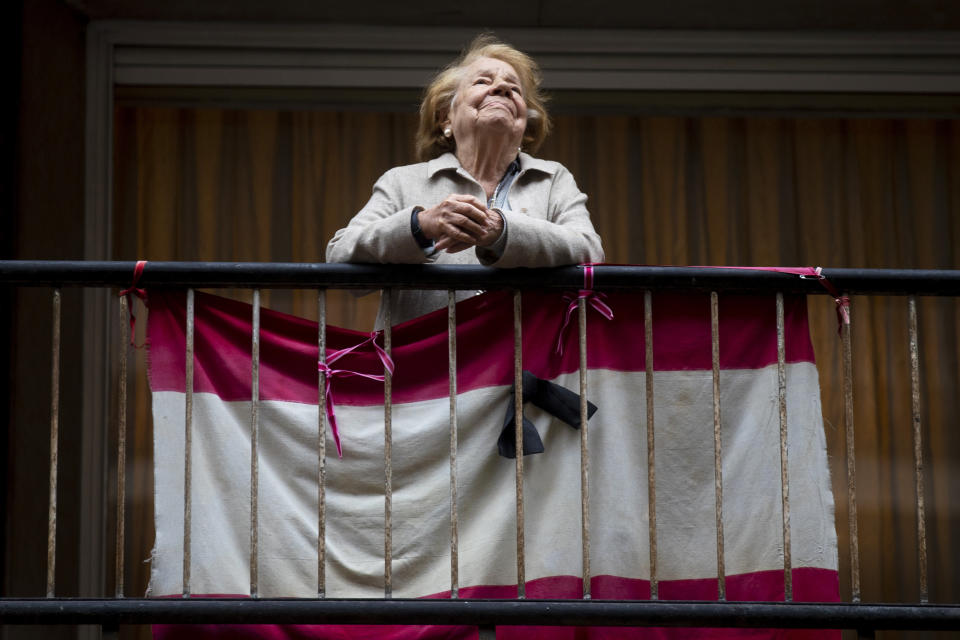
[118,260,148,347]
[699,265,851,335]
[800,266,850,334]
[498,370,599,459]
[555,264,614,356]
[318,332,395,457]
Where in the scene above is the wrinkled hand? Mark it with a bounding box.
[418,194,504,253]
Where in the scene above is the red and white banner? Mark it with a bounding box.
[147,288,839,639]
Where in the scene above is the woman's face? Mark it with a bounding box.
[447,56,528,148]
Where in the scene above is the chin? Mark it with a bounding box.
[477,114,524,132]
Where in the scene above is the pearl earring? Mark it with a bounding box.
[443,127,452,138]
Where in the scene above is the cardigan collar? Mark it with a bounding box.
[427,151,556,180]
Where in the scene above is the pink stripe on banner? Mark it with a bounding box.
[153,569,838,640]
[147,289,814,406]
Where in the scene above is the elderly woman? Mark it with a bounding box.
[326,35,604,327]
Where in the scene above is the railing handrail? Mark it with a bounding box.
[2,261,960,295]
[0,598,959,629]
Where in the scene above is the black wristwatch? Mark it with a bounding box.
[410,207,434,249]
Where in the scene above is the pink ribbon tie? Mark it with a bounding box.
[119,260,148,347]
[318,332,395,457]
[801,266,850,334]
[555,265,614,356]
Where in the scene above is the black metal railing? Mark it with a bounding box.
[1,261,959,634]
[3,261,960,294]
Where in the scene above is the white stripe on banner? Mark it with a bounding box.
[150,366,836,599]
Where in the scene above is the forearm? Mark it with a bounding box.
[326,205,432,263]
[487,211,604,267]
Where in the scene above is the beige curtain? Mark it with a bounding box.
[114,107,960,628]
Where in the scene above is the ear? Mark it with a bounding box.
[439,115,453,136]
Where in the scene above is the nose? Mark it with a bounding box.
[490,79,510,96]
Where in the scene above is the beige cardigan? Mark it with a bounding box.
[326,152,605,327]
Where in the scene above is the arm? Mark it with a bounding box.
[325,171,434,264]
[478,165,605,267]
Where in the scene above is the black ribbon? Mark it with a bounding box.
[497,371,598,458]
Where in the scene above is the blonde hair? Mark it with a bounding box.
[415,34,551,161]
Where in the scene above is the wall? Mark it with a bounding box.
[5,0,87,638]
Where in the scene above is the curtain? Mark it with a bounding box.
[114,107,960,627]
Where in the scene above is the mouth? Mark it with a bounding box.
[480,101,514,115]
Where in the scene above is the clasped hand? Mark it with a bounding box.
[417,194,504,253]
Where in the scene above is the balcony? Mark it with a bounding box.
[1,261,959,638]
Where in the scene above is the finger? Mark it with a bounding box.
[435,231,475,250]
[445,221,485,241]
[435,237,472,252]
[450,193,489,211]
[446,197,488,225]
[480,208,504,233]
[443,241,473,254]
[441,212,486,240]
[435,224,478,246]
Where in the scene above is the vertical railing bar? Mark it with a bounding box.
[645,290,657,601]
[183,288,195,598]
[841,297,861,603]
[116,295,129,598]
[317,290,327,599]
[448,290,459,599]
[46,288,61,598]
[710,292,726,601]
[384,292,393,599]
[578,297,592,599]
[908,296,928,603]
[776,292,793,602]
[250,289,261,599]
[513,290,526,599]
